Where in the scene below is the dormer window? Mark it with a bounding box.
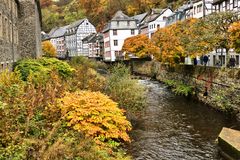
[113,29,117,35]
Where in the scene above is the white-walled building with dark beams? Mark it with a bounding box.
[49,26,68,58]
[65,18,96,57]
[102,11,138,61]
[82,33,104,59]
[212,0,240,12]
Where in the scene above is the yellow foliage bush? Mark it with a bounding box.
[42,41,57,57]
[59,91,132,145]
[69,65,106,92]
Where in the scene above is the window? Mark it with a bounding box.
[197,4,203,13]
[127,21,130,26]
[220,3,223,11]
[157,24,160,28]
[236,55,239,65]
[131,29,135,35]
[9,21,12,42]
[114,40,118,46]
[104,41,110,47]
[233,0,238,7]
[113,29,117,35]
[1,63,4,71]
[226,0,230,10]
[5,17,8,41]
[115,51,119,56]
[0,12,2,37]
[117,21,119,26]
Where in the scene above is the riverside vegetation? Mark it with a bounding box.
[0,57,146,159]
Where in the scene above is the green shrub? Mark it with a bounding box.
[163,79,177,88]
[14,58,74,81]
[70,56,107,70]
[172,83,194,97]
[163,79,195,97]
[105,64,146,111]
[38,58,74,78]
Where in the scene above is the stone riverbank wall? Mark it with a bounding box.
[131,60,240,118]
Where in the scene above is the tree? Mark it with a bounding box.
[201,11,239,66]
[42,41,57,57]
[152,22,185,64]
[122,34,159,58]
[229,21,240,54]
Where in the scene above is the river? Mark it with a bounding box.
[129,79,240,160]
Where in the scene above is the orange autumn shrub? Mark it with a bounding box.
[42,41,57,57]
[59,91,132,145]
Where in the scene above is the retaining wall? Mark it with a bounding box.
[132,60,240,118]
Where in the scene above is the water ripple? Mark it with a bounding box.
[129,80,239,160]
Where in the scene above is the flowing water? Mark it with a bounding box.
[129,80,240,160]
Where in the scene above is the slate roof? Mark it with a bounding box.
[102,11,137,32]
[112,10,135,21]
[139,8,171,28]
[82,33,103,43]
[67,19,85,29]
[213,0,224,4]
[49,26,68,38]
[65,19,87,36]
[132,12,148,24]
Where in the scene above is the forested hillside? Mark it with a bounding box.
[40,0,185,32]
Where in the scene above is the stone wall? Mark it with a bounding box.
[18,0,42,59]
[0,0,42,71]
[132,60,240,117]
[0,0,18,69]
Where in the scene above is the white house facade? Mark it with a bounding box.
[65,19,96,57]
[102,11,138,61]
[192,0,214,18]
[212,0,240,12]
[49,26,68,58]
[148,8,173,39]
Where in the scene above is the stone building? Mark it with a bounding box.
[0,0,42,70]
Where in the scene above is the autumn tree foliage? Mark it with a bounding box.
[201,11,239,64]
[59,91,132,146]
[122,34,159,58]
[41,0,185,32]
[152,22,184,64]
[229,21,240,54]
[152,14,239,65]
[42,41,57,57]
[152,19,203,64]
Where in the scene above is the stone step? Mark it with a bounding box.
[218,127,240,160]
